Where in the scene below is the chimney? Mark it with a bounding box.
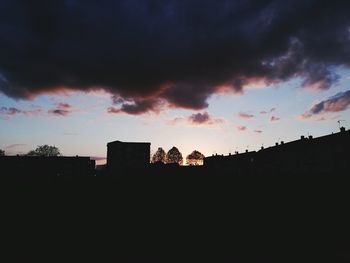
[275,142,279,146]
[340,126,346,133]
[261,146,264,150]
[245,149,248,153]
[280,141,284,145]
[308,135,313,140]
[301,135,305,140]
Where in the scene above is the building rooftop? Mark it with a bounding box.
[205,127,349,159]
[107,140,151,146]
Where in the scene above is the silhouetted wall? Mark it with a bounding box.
[0,156,96,177]
[107,140,150,175]
[204,128,350,176]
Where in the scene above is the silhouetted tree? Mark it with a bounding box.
[152,147,166,163]
[0,149,4,156]
[27,145,61,157]
[186,150,205,166]
[166,147,183,165]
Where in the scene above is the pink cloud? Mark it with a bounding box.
[0,107,21,116]
[58,103,71,109]
[188,112,223,125]
[48,102,73,116]
[48,109,70,116]
[0,106,42,117]
[301,90,350,119]
[237,126,247,131]
[238,112,255,119]
[189,112,211,124]
[270,116,280,122]
[260,107,276,114]
[107,107,121,114]
[169,112,224,126]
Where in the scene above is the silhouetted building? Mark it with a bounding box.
[204,151,257,175]
[204,127,350,176]
[107,140,150,175]
[0,156,96,178]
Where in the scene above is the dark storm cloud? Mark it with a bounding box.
[108,97,163,115]
[301,90,350,118]
[1,1,350,113]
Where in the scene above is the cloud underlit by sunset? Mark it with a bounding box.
[1,0,350,163]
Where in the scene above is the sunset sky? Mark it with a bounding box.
[1,1,350,164]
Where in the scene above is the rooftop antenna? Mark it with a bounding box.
[338,120,345,129]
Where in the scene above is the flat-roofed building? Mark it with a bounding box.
[204,127,350,176]
[107,140,150,175]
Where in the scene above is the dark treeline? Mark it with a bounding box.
[151,147,204,166]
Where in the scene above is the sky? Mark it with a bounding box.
[1,0,350,164]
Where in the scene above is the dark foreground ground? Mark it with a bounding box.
[2,172,350,262]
